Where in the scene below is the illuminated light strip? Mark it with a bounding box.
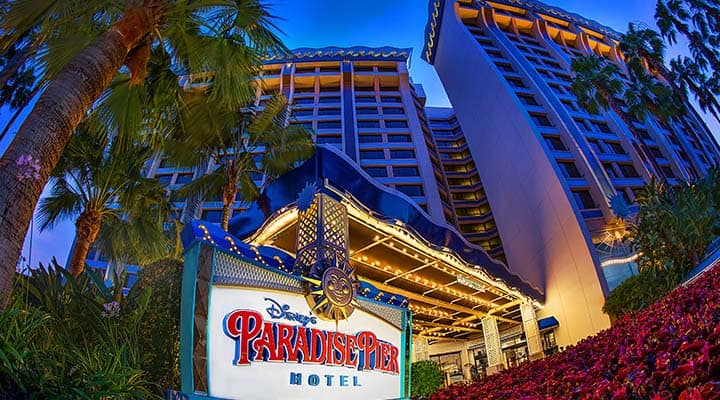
[352,256,495,308]
[336,194,542,308]
[600,252,642,267]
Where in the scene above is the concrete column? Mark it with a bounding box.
[481,316,504,374]
[413,336,429,362]
[520,301,544,361]
[460,343,471,380]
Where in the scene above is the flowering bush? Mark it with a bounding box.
[431,263,720,400]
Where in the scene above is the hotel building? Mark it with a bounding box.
[421,0,720,360]
[78,0,720,381]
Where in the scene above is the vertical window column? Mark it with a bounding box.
[341,60,357,161]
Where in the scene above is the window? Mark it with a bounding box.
[495,62,514,72]
[356,107,378,115]
[393,166,419,177]
[156,174,173,185]
[355,85,374,92]
[293,97,315,105]
[518,95,539,106]
[294,86,314,94]
[572,190,597,209]
[562,100,579,111]
[530,114,553,127]
[354,65,374,72]
[364,167,387,177]
[357,120,381,129]
[292,109,313,117]
[318,65,340,73]
[318,96,340,104]
[390,149,415,158]
[379,85,399,92]
[387,134,411,143]
[661,166,675,178]
[593,122,613,134]
[175,173,194,184]
[603,163,617,178]
[383,107,405,115]
[316,135,341,144]
[317,121,341,129]
[559,161,581,178]
[618,163,640,178]
[385,120,408,129]
[588,139,603,154]
[360,150,384,159]
[606,142,626,155]
[356,96,376,103]
[358,134,382,143]
[545,136,567,151]
[380,96,401,103]
[507,78,528,88]
[317,108,340,116]
[294,67,315,74]
[649,147,664,158]
[378,66,397,72]
[202,209,223,223]
[396,185,424,196]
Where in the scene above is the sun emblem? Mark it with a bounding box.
[304,263,359,322]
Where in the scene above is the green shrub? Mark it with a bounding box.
[0,261,159,399]
[411,360,444,399]
[128,259,183,394]
[603,268,681,318]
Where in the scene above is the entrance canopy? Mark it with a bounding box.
[227,146,544,339]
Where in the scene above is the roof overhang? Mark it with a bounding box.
[226,147,544,339]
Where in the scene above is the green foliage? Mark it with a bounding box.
[0,261,159,399]
[411,360,444,399]
[633,171,720,275]
[37,118,171,267]
[128,259,183,394]
[606,168,720,317]
[603,268,680,317]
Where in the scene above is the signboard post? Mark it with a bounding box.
[176,193,411,399]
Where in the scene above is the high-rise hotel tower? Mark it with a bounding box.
[423,0,720,346]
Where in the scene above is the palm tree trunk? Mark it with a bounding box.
[221,177,238,232]
[69,210,102,276]
[0,5,160,309]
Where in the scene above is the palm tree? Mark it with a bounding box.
[655,0,720,73]
[570,55,665,180]
[0,0,287,307]
[168,92,315,231]
[37,118,169,276]
[620,23,668,82]
[669,56,720,124]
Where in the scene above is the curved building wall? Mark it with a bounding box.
[426,0,720,346]
[430,1,608,346]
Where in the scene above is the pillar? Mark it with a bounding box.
[520,301,544,361]
[481,316,504,375]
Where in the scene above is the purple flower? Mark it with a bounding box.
[101,301,120,318]
[16,154,41,181]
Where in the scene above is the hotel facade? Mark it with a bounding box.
[421,0,720,361]
[78,0,720,384]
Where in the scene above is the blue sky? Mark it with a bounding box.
[4,0,719,267]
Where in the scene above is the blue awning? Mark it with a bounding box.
[538,316,559,331]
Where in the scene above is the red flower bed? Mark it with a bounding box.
[431,265,720,400]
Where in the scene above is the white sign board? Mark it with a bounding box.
[207,286,403,400]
